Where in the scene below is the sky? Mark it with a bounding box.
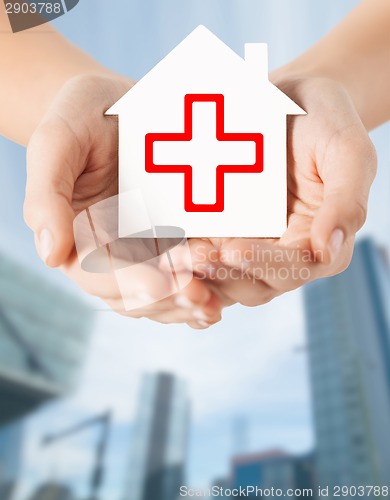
[0,0,389,498]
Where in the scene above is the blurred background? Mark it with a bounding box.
[0,1,389,499]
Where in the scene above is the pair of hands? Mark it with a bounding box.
[23,74,377,329]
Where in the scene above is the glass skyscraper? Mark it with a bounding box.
[0,252,93,426]
[304,238,390,488]
[0,421,23,499]
[231,450,316,498]
[28,482,75,500]
[124,373,190,500]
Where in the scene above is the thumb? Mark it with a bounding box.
[311,129,377,264]
[24,122,80,267]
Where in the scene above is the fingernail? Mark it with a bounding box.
[175,295,195,309]
[193,309,210,321]
[328,229,344,262]
[38,229,54,263]
[198,320,211,328]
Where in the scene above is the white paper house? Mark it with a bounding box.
[106,25,305,238]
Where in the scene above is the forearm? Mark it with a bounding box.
[272,0,390,130]
[0,6,129,145]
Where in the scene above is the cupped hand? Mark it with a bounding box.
[24,74,223,328]
[183,77,377,307]
[24,75,377,323]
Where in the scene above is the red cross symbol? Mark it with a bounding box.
[145,94,264,212]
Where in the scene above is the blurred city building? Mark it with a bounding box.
[0,481,18,500]
[211,477,232,499]
[28,482,75,500]
[0,423,20,500]
[0,421,24,488]
[0,252,93,425]
[304,238,390,487]
[40,411,112,500]
[231,449,316,497]
[232,416,249,456]
[123,372,190,500]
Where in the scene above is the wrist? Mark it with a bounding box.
[25,72,134,146]
[270,61,369,129]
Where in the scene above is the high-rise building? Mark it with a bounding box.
[232,416,249,456]
[231,450,316,498]
[304,238,390,487]
[28,482,75,500]
[0,421,23,483]
[124,373,190,500]
[0,421,24,499]
[211,477,232,499]
[0,253,93,425]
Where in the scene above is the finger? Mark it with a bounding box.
[186,238,220,277]
[63,250,171,308]
[113,288,223,328]
[311,125,377,264]
[219,238,326,292]
[24,121,81,267]
[159,238,218,275]
[183,239,275,306]
[186,320,216,330]
[173,274,212,308]
[148,299,223,328]
[63,237,225,322]
[140,279,224,323]
[72,263,223,325]
[123,274,214,315]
